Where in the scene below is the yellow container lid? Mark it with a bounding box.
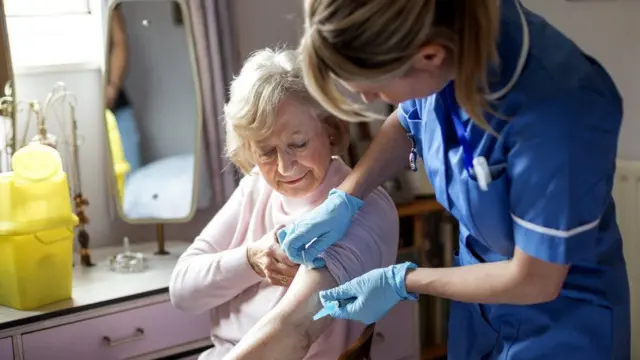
[0,143,79,236]
[11,143,61,181]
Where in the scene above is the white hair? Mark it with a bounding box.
[224,47,347,174]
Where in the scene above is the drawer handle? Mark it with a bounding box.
[373,331,385,344]
[103,328,145,347]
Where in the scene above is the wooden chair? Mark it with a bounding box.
[338,323,377,360]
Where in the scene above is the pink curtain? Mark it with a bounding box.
[188,0,239,209]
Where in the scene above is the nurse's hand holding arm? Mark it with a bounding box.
[278,111,412,266]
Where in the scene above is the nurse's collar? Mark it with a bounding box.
[486,0,530,101]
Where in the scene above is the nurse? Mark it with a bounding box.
[278,0,631,358]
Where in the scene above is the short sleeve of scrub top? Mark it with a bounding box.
[397,99,418,130]
[508,89,621,265]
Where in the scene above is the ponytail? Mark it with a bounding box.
[453,0,500,131]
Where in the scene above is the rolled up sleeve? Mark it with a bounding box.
[318,188,399,284]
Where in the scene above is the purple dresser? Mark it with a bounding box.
[0,337,12,360]
[21,301,210,360]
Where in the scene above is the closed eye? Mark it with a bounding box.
[259,148,277,159]
[290,141,308,150]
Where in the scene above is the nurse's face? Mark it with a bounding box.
[341,44,453,105]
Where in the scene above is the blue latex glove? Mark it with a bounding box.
[277,188,364,268]
[318,262,419,324]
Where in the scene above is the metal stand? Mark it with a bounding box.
[154,223,170,255]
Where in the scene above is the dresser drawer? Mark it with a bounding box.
[22,301,211,360]
[0,337,12,360]
[371,300,420,360]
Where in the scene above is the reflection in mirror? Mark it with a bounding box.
[104,0,208,223]
[0,0,15,173]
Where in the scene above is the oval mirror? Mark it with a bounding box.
[103,0,209,224]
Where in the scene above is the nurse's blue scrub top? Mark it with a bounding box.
[397,1,630,359]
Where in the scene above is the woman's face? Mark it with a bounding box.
[252,98,334,198]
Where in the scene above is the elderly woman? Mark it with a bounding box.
[169,48,400,360]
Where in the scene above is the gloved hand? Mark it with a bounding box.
[277,188,364,268]
[318,262,419,325]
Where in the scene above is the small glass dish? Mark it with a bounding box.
[109,237,147,273]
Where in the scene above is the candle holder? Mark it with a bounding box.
[109,236,147,273]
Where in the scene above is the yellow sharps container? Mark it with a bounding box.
[0,143,78,310]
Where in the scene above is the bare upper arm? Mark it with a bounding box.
[268,265,338,341]
[224,266,339,360]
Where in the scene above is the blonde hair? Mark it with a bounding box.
[299,0,500,130]
[224,47,349,174]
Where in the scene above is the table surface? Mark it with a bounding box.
[397,197,444,218]
[0,240,190,332]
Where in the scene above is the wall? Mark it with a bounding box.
[119,1,198,164]
[6,0,103,69]
[521,0,640,160]
[231,0,304,61]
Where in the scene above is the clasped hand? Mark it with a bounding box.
[247,227,300,286]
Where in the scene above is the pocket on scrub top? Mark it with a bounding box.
[465,163,514,257]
